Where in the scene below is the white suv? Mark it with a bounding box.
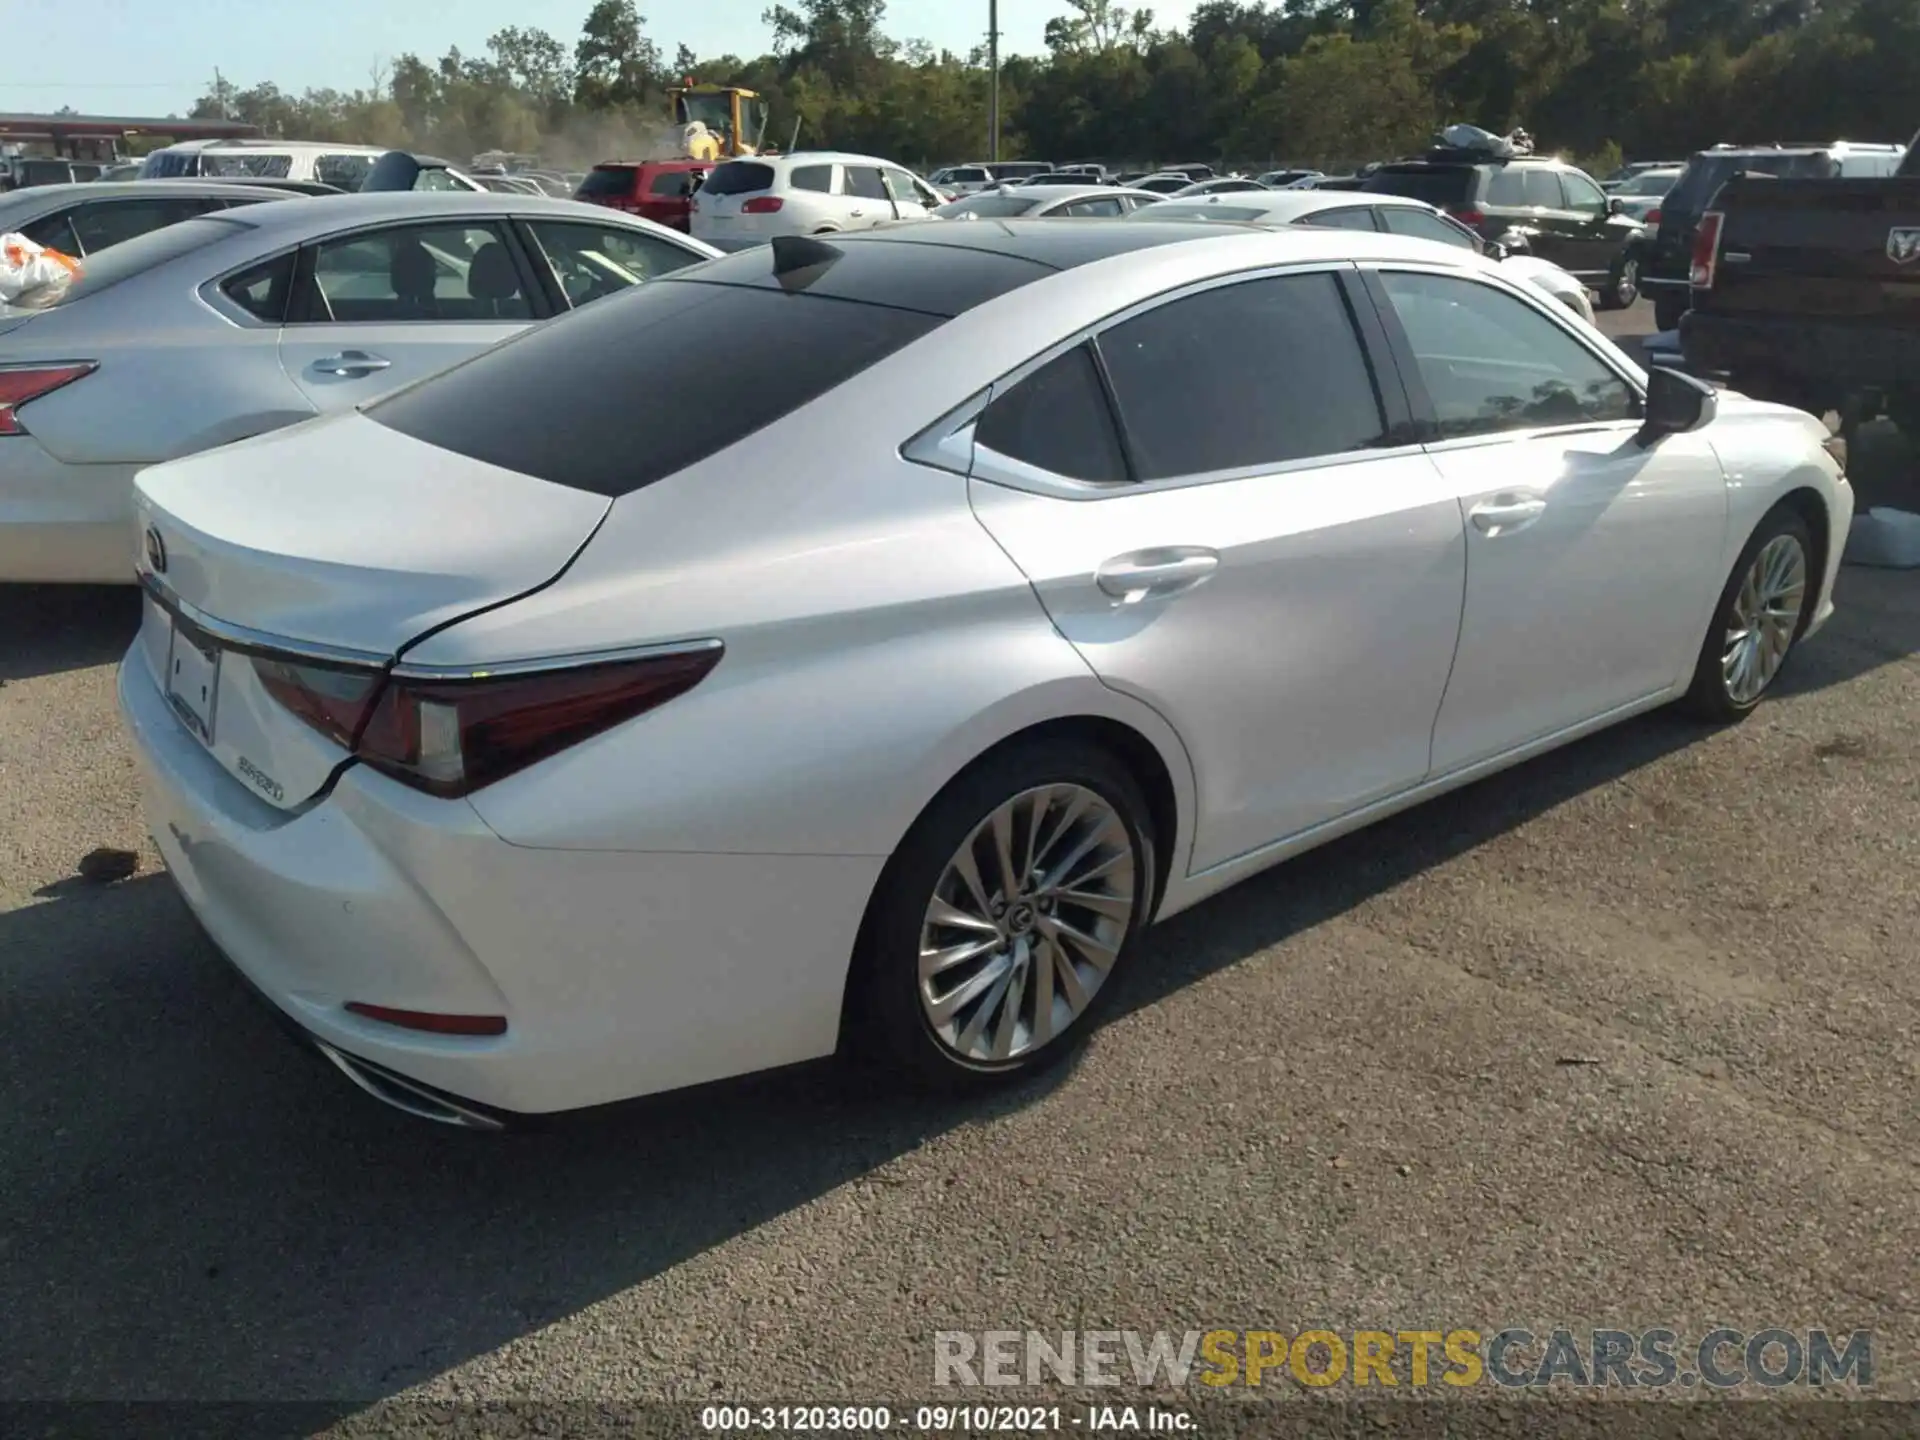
[928,164,997,195]
[691,152,946,251]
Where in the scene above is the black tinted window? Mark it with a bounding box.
[976,344,1127,484]
[1380,207,1477,249]
[18,211,78,252]
[1365,167,1473,206]
[790,165,833,193]
[1096,272,1387,480]
[648,169,697,196]
[1299,206,1378,231]
[370,281,940,497]
[702,162,775,196]
[1379,271,1637,438]
[221,252,295,322]
[578,165,638,198]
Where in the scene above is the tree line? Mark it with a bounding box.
[189,0,1919,175]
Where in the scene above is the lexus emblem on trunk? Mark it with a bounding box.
[144,525,167,574]
[1889,227,1920,265]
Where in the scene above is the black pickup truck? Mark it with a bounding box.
[1678,134,1920,432]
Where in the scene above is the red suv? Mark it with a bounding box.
[574,160,711,232]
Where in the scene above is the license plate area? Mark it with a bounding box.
[166,615,222,746]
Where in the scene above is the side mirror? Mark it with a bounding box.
[1485,239,1509,261]
[1608,196,1627,215]
[1636,366,1718,447]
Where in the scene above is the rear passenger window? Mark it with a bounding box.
[19,212,79,253]
[790,165,833,193]
[1380,207,1478,249]
[1522,169,1564,207]
[649,170,697,196]
[976,344,1128,484]
[1484,169,1526,207]
[1299,207,1378,231]
[1095,272,1387,480]
[221,252,296,322]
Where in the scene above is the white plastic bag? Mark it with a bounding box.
[0,232,81,307]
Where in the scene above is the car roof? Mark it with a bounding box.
[204,190,677,237]
[0,180,298,219]
[1015,184,1157,200]
[671,220,1491,321]
[1145,190,1432,219]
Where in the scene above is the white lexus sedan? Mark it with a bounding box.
[120,223,1851,1128]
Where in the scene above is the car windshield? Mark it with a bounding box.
[937,194,1040,218]
[1663,151,1839,217]
[1363,166,1475,206]
[8,214,245,310]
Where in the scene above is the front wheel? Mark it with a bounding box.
[846,739,1156,1091]
[1680,508,1815,722]
[1599,254,1640,311]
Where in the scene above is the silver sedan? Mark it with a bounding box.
[0,191,718,583]
[935,185,1166,220]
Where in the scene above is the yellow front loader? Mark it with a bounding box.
[669,82,773,162]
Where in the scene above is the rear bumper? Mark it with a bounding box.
[0,442,140,583]
[1680,311,1920,402]
[119,644,883,1118]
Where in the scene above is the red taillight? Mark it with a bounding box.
[345,1003,507,1036]
[251,656,384,750]
[1449,207,1486,228]
[1645,207,1662,225]
[1691,210,1725,288]
[741,195,785,214]
[353,646,723,798]
[0,362,95,436]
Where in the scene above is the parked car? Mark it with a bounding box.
[1600,160,1685,191]
[1133,189,1599,324]
[98,162,144,183]
[120,221,1847,1128]
[1640,141,1908,331]
[1017,171,1117,188]
[935,185,1164,220]
[1679,132,1920,430]
[574,159,711,231]
[1606,165,1683,223]
[0,192,717,584]
[1130,174,1196,195]
[928,164,998,196]
[1,156,98,189]
[1362,146,1647,308]
[690,152,946,250]
[0,180,299,259]
[138,139,391,191]
[984,161,1054,183]
[1255,169,1324,188]
[357,151,490,194]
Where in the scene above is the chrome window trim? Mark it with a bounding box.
[902,259,1423,501]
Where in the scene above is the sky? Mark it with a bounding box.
[6,0,1201,118]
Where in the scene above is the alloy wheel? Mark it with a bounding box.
[1721,534,1807,705]
[1614,257,1639,308]
[917,784,1137,1065]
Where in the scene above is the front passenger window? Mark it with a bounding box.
[1378,271,1637,438]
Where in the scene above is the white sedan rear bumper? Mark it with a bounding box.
[118,644,883,1119]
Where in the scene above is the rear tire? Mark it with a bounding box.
[1679,507,1815,723]
[1598,254,1640,311]
[845,738,1156,1093]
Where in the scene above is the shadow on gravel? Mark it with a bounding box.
[0,583,141,683]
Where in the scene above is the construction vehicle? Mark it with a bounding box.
[668,81,772,161]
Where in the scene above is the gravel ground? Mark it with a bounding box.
[2,299,1917,1421]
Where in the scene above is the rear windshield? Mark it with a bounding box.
[368,279,941,497]
[202,153,294,179]
[1664,151,1839,217]
[12,214,245,310]
[940,194,1040,218]
[578,165,637,198]
[1363,166,1474,206]
[702,161,776,196]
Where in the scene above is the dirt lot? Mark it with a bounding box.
[2,301,1917,1417]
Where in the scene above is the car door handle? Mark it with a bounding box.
[1469,493,1548,536]
[1095,547,1221,602]
[849,208,865,217]
[312,350,391,377]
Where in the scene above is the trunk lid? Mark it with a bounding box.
[131,410,610,809]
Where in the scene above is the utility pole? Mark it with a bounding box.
[987,0,1000,163]
[213,66,228,119]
